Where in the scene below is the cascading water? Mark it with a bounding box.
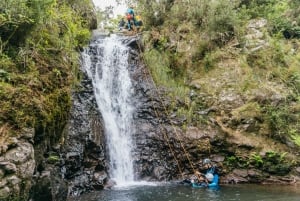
[82,34,135,186]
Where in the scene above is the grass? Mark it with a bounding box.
[143,49,190,99]
[143,20,300,151]
[291,134,300,147]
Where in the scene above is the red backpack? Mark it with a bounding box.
[126,14,133,20]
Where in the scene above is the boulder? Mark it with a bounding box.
[4,142,34,164]
[0,187,10,200]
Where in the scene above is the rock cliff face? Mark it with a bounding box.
[130,19,300,184]
[30,70,106,201]
[123,31,300,184]
[60,71,107,196]
[44,34,300,199]
[31,36,108,200]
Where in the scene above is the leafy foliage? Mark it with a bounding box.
[225,151,293,175]
[0,0,94,141]
[0,1,96,199]
[136,0,300,152]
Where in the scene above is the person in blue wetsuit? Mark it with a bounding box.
[191,158,219,188]
[203,158,219,187]
[126,6,136,30]
[205,172,219,187]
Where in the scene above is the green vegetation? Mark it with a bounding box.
[225,151,292,175]
[0,0,95,149]
[0,0,96,199]
[250,153,264,167]
[47,153,60,164]
[136,0,300,148]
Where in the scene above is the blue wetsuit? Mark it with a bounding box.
[207,174,219,187]
[206,166,219,187]
[192,166,219,188]
[126,8,135,30]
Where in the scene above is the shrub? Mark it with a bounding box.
[0,0,93,137]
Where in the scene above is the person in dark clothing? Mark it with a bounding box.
[118,17,126,30]
[135,15,143,28]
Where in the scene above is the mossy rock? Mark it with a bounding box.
[47,154,60,165]
[263,162,291,175]
[231,102,262,122]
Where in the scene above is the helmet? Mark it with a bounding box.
[205,173,214,182]
[203,158,211,164]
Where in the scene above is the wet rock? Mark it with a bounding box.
[248,169,265,183]
[30,168,68,201]
[0,178,7,188]
[20,127,35,140]
[233,169,248,178]
[0,186,10,200]
[6,175,21,188]
[31,177,52,201]
[153,166,166,180]
[93,171,107,184]
[263,176,297,184]
[19,159,35,178]
[40,170,51,178]
[104,179,116,189]
[0,144,8,154]
[223,173,248,184]
[0,169,4,179]
[92,183,104,190]
[0,139,35,200]
[212,155,225,163]
[296,167,300,174]
[0,161,17,174]
[4,142,34,164]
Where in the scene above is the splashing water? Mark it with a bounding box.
[82,35,135,186]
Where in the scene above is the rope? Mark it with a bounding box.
[136,41,200,179]
[141,65,185,179]
[148,75,198,176]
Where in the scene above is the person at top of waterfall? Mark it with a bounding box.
[135,15,143,30]
[118,17,126,31]
[126,6,136,31]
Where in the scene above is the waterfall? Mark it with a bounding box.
[82,34,135,186]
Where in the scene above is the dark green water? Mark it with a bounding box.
[74,183,300,201]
